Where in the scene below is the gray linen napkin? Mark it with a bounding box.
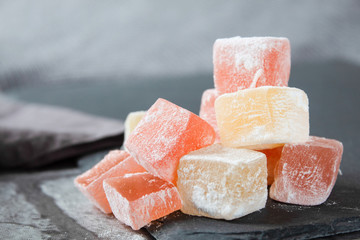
[0,95,124,168]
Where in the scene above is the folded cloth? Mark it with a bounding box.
[0,95,124,168]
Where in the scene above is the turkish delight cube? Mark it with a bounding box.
[259,145,284,185]
[270,136,343,205]
[125,98,215,184]
[215,86,309,149]
[74,150,146,213]
[213,36,290,94]
[199,89,220,143]
[177,144,267,220]
[103,172,182,230]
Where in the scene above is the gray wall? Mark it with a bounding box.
[0,0,359,89]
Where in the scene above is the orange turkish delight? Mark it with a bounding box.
[215,86,309,149]
[199,89,220,143]
[74,150,146,213]
[259,146,284,185]
[270,136,343,205]
[103,172,182,230]
[214,37,290,94]
[125,98,216,184]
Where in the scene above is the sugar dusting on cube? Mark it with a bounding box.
[177,144,267,220]
[214,37,290,94]
[270,136,343,205]
[74,150,146,213]
[125,98,216,184]
[215,86,309,149]
[103,172,182,230]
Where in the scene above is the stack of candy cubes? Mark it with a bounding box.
[74,36,343,230]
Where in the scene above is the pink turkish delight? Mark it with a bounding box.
[103,172,182,230]
[125,98,216,184]
[214,37,290,94]
[270,136,343,205]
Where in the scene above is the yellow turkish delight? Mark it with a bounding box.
[215,86,309,149]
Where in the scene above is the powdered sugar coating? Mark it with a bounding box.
[125,98,215,184]
[103,172,182,230]
[270,136,343,205]
[74,150,146,213]
[181,143,265,164]
[214,36,290,94]
[177,144,267,220]
[215,86,309,149]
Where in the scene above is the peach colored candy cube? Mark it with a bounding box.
[270,136,343,206]
[199,89,221,143]
[124,111,146,142]
[177,144,267,220]
[213,36,290,95]
[103,172,182,230]
[125,98,216,184]
[215,86,309,150]
[74,150,146,213]
[259,145,284,185]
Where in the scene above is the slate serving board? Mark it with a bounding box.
[6,60,360,239]
[146,183,360,239]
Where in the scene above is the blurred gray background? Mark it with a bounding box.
[0,0,359,90]
[1,2,360,239]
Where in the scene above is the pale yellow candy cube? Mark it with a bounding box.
[215,86,309,149]
[177,144,267,220]
[124,111,146,142]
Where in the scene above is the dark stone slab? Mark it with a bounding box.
[146,182,360,240]
[4,60,360,239]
